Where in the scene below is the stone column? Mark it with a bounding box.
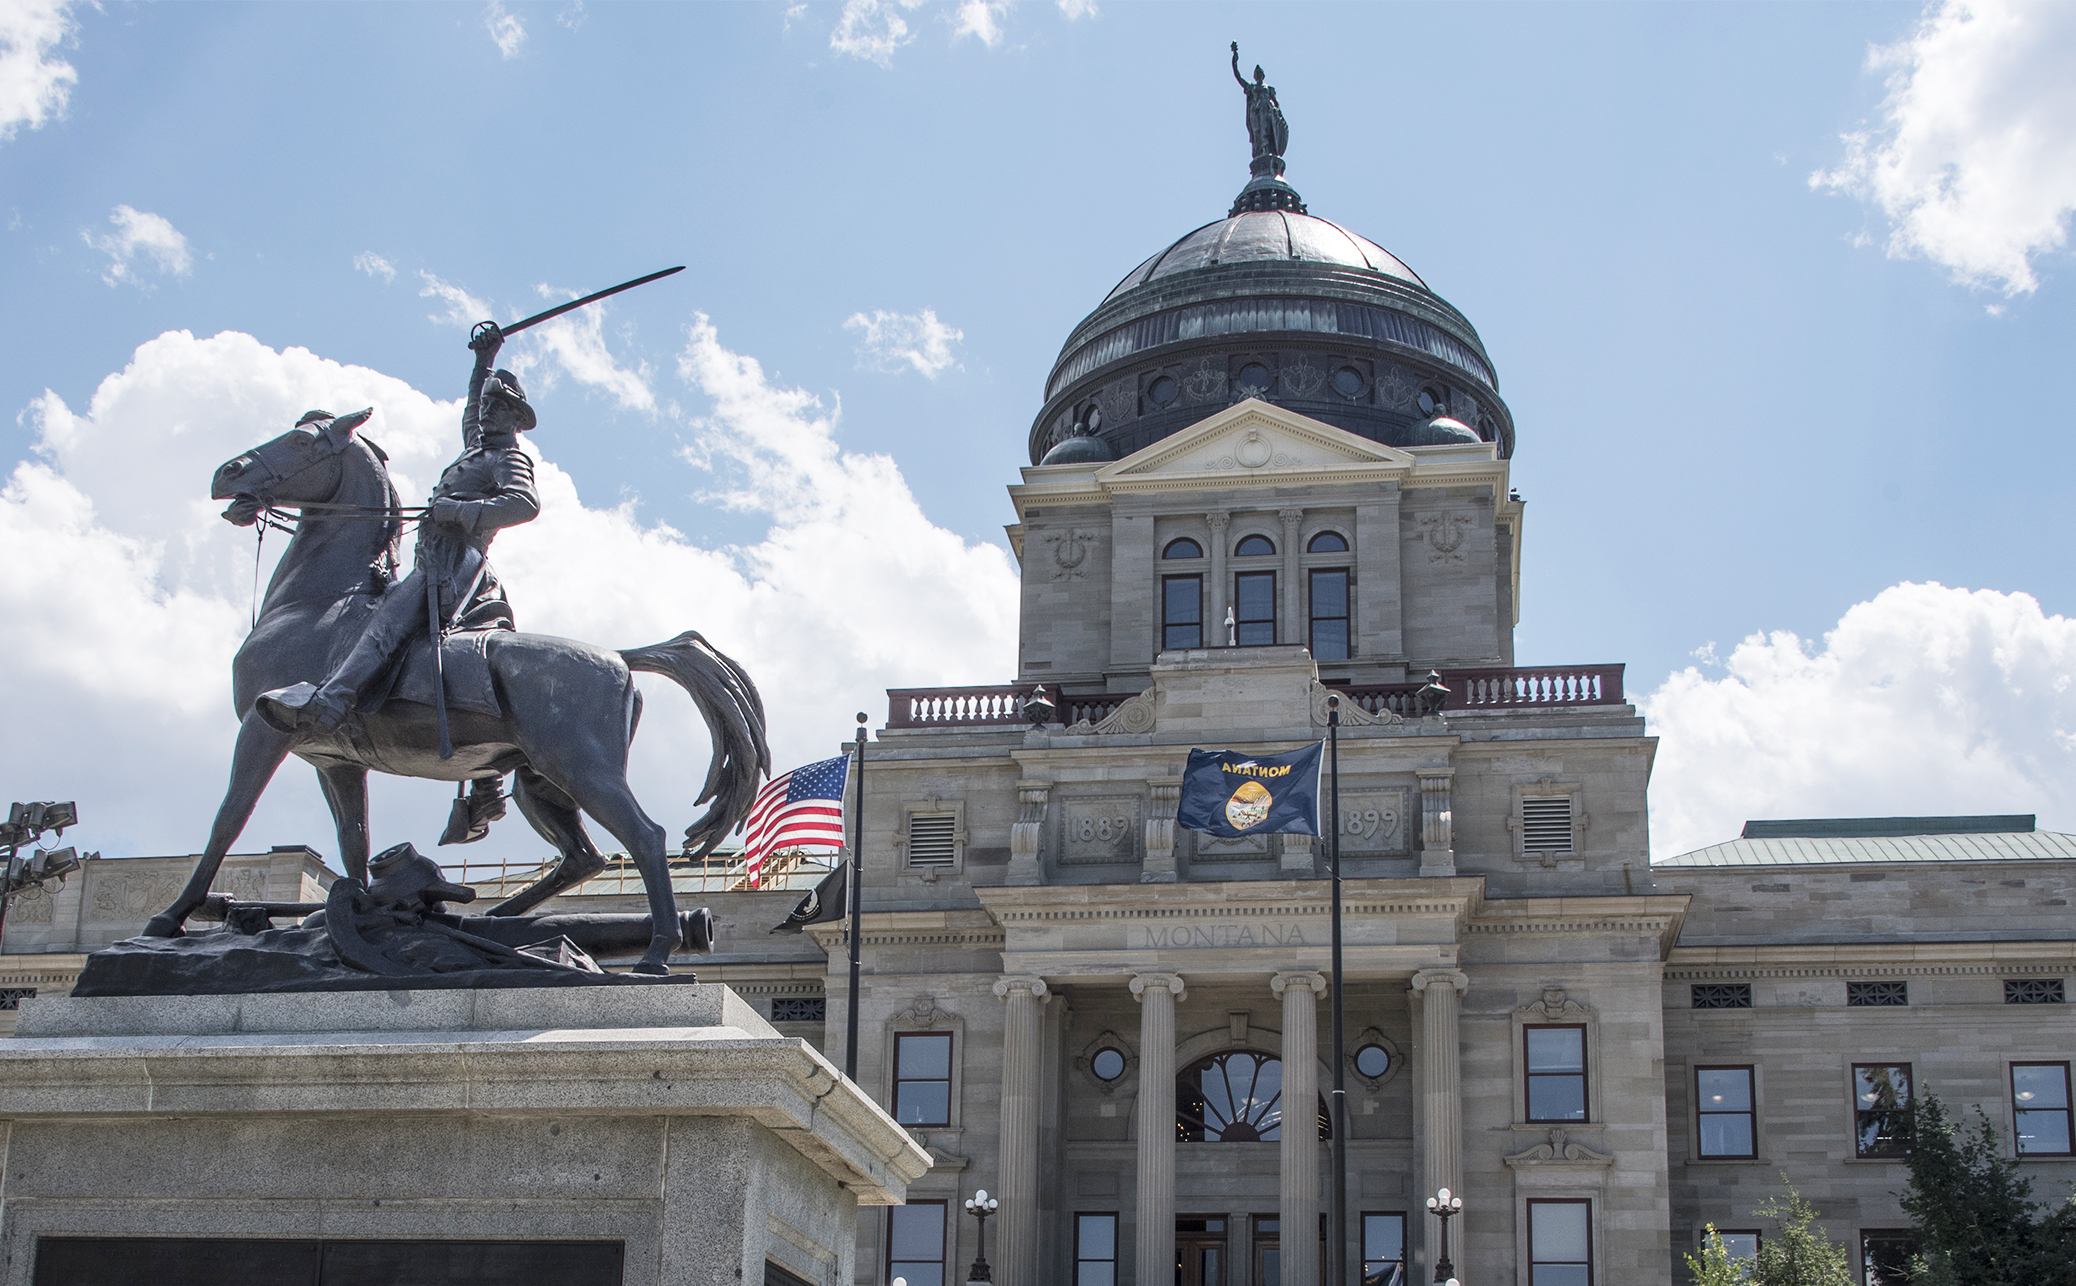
[1207,512,1231,645]
[1409,966,1469,1270]
[1273,971,1327,1286]
[1278,507,1305,647]
[1131,973,1185,1286]
[1416,768,1455,877]
[994,976,1050,1286]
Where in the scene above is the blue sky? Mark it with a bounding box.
[2,0,2073,865]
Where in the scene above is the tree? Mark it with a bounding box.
[1900,1093,2076,1285]
[1686,1183,1855,1286]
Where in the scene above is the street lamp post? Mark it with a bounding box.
[963,1189,1000,1285]
[1425,1187,1463,1284]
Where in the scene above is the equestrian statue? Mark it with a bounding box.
[136,271,768,982]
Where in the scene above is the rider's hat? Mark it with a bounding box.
[481,369,536,433]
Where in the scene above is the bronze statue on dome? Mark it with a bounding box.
[1231,42,1290,178]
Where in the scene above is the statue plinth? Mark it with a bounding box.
[0,984,930,1283]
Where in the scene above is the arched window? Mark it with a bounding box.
[1164,538,1203,560]
[1177,1051,1330,1142]
[1307,531,1348,553]
[1234,534,1275,557]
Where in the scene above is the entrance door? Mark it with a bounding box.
[1176,1216,1226,1286]
[1251,1216,1280,1286]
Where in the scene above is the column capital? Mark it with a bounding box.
[1409,967,1469,996]
[1277,507,1305,528]
[993,975,1049,1002]
[1414,766,1457,782]
[1207,511,1232,532]
[1270,970,1327,998]
[1130,973,1186,1003]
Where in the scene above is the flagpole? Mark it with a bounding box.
[1327,695,1348,1284]
[845,712,867,1081]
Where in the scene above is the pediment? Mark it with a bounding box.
[1099,399,1415,485]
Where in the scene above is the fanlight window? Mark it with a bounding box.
[1234,534,1276,557]
[1164,538,1204,560]
[1176,1051,1330,1143]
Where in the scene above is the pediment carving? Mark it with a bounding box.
[1103,400,1413,481]
[1503,1128,1613,1169]
[1513,987,1591,1022]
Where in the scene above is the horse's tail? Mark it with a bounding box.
[620,631,772,860]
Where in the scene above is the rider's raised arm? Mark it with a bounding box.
[1231,42,1247,88]
[463,323,504,450]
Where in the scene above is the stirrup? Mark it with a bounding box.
[254,683,319,734]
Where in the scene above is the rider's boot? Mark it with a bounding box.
[256,634,392,733]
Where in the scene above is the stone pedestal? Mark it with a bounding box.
[0,985,930,1286]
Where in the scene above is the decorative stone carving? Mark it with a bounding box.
[1193,832,1270,861]
[1311,682,1400,727]
[88,870,186,923]
[1064,689,1158,736]
[213,867,267,902]
[7,885,54,924]
[1008,781,1050,886]
[1503,1127,1613,1169]
[1514,987,1592,1022]
[1046,529,1100,581]
[1183,361,1228,402]
[1417,769,1455,875]
[1144,779,1182,884]
[1420,511,1470,563]
[1208,427,1296,470]
[1097,381,1135,427]
[1280,362,1325,398]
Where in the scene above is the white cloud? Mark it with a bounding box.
[0,0,76,143]
[1055,0,1096,17]
[417,270,492,329]
[82,205,192,288]
[353,251,396,284]
[1641,582,2076,858]
[831,0,921,67]
[508,285,656,413]
[556,1,585,31]
[1811,0,2076,295]
[951,0,1009,47]
[485,0,526,58]
[0,325,1018,872]
[843,307,963,378]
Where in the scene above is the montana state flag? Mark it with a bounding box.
[1175,743,1324,838]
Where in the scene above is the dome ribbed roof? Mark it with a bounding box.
[1104,210,1426,304]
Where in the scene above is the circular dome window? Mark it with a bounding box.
[1237,364,1272,394]
[1332,367,1364,399]
[1415,387,1442,418]
[1354,1044,1391,1079]
[1091,1048,1127,1082]
[1148,376,1178,407]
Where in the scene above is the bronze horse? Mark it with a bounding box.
[142,411,769,975]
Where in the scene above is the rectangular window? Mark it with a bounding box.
[1308,568,1349,661]
[893,1032,953,1127]
[1234,571,1276,646]
[1074,1213,1118,1286]
[1362,1212,1406,1285]
[1528,1199,1592,1286]
[1526,1025,1589,1122]
[1848,981,1909,1007]
[1853,1064,1912,1159]
[2006,978,2066,1005]
[1174,1216,1223,1286]
[2013,1062,2074,1156]
[1860,1231,1914,1286]
[888,1201,947,1286]
[1521,796,1574,853]
[1695,1066,1757,1159]
[907,814,957,869]
[1251,1215,1280,1286]
[1163,575,1203,650]
[1715,1230,1760,1265]
[1691,983,1753,1010]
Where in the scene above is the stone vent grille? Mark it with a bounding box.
[1848,981,1909,1007]
[1521,797,1574,853]
[1691,983,1753,1010]
[772,997,826,1023]
[907,815,958,868]
[2007,978,2066,1005]
[0,988,34,1011]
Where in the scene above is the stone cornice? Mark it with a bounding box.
[975,877,1485,926]
[1669,940,2076,979]
[1467,895,1690,959]
[806,910,1006,954]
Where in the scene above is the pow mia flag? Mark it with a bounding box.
[1175,743,1324,838]
[770,864,848,934]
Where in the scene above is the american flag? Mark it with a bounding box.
[740,755,851,888]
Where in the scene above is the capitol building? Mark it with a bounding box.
[7,94,2074,1286]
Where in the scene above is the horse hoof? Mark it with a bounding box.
[631,958,671,977]
[141,914,187,939]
